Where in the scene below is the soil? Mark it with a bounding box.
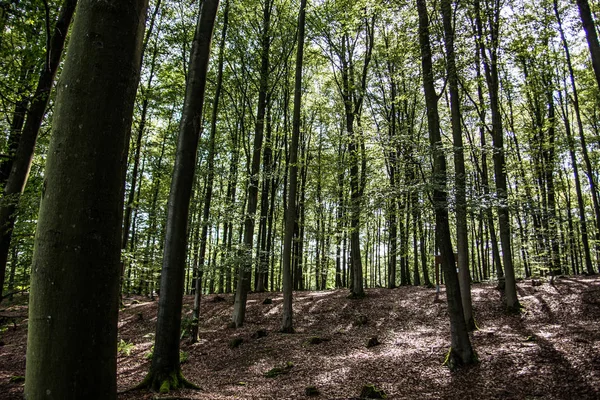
[1,276,600,399]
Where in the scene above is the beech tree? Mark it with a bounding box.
[416,0,476,368]
[0,0,77,301]
[139,0,220,391]
[24,0,147,397]
[282,0,307,333]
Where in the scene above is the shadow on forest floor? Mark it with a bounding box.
[1,276,599,399]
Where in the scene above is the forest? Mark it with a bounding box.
[1,0,600,398]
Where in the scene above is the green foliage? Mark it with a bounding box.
[179,350,189,364]
[117,339,135,356]
[9,376,25,383]
[360,384,386,399]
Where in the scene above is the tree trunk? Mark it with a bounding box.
[576,0,600,92]
[142,0,219,391]
[281,0,306,332]
[232,0,271,327]
[24,0,146,397]
[190,0,229,343]
[474,0,519,310]
[416,0,476,368]
[556,1,597,274]
[0,0,77,301]
[441,0,475,330]
[120,0,162,294]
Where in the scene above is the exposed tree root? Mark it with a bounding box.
[126,369,201,394]
[505,302,523,315]
[347,291,366,299]
[442,347,479,371]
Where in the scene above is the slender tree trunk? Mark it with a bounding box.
[441,0,475,330]
[0,0,77,301]
[417,0,476,368]
[189,0,228,342]
[475,0,519,310]
[576,0,600,92]
[232,0,271,327]
[557,87,594,274]
[142,0,219,390]
[24,0,146,397]
[556,1,597,273]
[120,0,162,294]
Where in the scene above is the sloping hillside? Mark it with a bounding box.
[2,276,600,399]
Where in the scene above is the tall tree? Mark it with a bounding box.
[0,0,77,301]
[190,0,229,342]
[282,0,307,333]
[576,0,600,92]
[24,0,147,398]
[139,0,219,391]
[231,0,272,328]
[440,0,475,330]
[474,0,519,311]
[416,0,476,368]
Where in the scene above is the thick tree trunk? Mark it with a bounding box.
[24,0,146,397]
[0,0,77,301]
[142,0,219,391]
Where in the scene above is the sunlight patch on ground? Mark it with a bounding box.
[314,366,350,385]
[265,304,282,316]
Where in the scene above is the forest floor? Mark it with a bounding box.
[1,276,600,399]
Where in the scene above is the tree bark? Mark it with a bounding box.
[0,0,77,301]
[281,0,306,333]
[474,0,519,310]
[416,0,476,368]
[232,0,271,327]
[190,0,229,343]
[576,0,600,92]
[24,0,146,397]
[142,0,219,390]
[441,0,475,330]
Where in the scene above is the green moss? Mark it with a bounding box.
[159,378,171,394]
[360,384,386,399]
[9,376,25,383]
[265,362,294,378]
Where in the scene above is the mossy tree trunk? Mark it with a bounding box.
[24,0,147,398]
[142,0,219,390]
